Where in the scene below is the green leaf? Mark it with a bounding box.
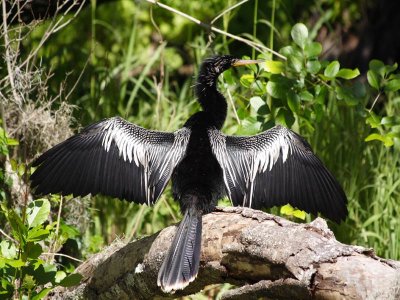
[306,60,321,74]
[292,209,306,220]
[264,60,284,74]
[59,273,83,287]
[25,242,42,260]
[27,227,50,242]
[276,108,295,128]
[59,222,80,239]
[324,61,340,78]
[291,23,308,49]
[279,45,295,57]
[384,79,400,92]
[280,204,306,220]
[367,70,380,90]
[287,92,300,113]
[336,86,359,106]
[249,96,265,112]
[304,42,322,57]
[365,133,394,147]
[8,210,27,243]
[369,59,385,76]
[280,204,294,215]
[6,258,25,268]
[6,138,19,146]
[383,62,398,75]
[336,68,360,79]
[251,79,267,95]
[238,117,262,135]
[33,259,45,270]
[365,133,384,142]
[287,55,303,73]
[223,69,235,85]
[32,288,52,300]
[381,116,400,127]
[366,112,381,128]
[266,81,287,99]
[299,91,314,102]
[27,199,50,228]
[55,271,67,283]
[0,241,17,259]
[0,257,6,268]
[240,74,255,88]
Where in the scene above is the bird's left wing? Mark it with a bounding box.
[208,125,347,222]
[31,116,190,205]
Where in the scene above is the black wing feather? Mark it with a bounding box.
[209,125,347,222]
[31,117,190,205]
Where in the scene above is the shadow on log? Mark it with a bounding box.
[48,207,400,299]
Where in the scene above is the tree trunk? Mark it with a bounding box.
[47,207,400,299]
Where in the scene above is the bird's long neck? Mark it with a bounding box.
[195,75,227,130]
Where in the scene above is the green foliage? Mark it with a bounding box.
[1,123,82,298]
[236,23,365,134]
[364,60,400,148]
[280,204,306,220]
[0,123,18,201]
[233,23,400,260]
[0,199,82,299]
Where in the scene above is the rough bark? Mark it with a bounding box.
[48,207,400,299]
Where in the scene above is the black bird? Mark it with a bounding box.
[30,55,347,293]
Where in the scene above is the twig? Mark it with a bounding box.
[211,0,249,25]
[0,228,18,244]
[369,92,381,112]
[226,85,241,125]
[41,252,83,263]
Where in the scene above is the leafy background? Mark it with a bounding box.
[1,0,399,298]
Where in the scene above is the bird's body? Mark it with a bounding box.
[30,55,348,293]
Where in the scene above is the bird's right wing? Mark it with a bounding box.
[208,125,347,222]
[31,117,190,205]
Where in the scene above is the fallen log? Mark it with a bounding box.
[48,207,400,299]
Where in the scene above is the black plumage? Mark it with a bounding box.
[30,55,348,293]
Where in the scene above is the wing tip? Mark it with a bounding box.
[157,273,198,294]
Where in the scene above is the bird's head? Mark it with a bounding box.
[198,55,262,87]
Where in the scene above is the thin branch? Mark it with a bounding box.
[41,252,83,263]
[369,92,381,112]
[211,0,249,25]
[226,85,241,125]
[0,228,18,244]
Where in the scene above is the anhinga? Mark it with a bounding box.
[30,55,347,293]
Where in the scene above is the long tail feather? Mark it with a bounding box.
[157,207,202,293]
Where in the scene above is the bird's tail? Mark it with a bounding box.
[157,205,202,293]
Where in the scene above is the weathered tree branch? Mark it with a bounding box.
[48,207,400,299]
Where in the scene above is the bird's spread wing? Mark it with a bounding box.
[31,116,190,205]
[208,125,347,222]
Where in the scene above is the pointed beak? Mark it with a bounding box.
[232,59,264,67]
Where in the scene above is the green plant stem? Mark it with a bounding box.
[252,0,258,59]
[269,0,276,58]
